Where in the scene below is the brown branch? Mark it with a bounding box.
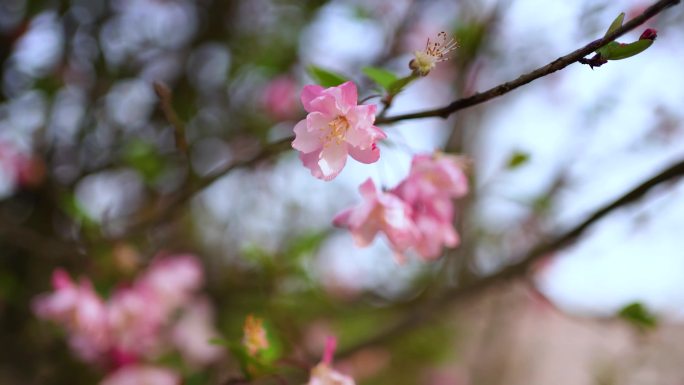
[337,157,684,358]
[375,0,680,125]
[123,136,293,233]
[153,82,189,157]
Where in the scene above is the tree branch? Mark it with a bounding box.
[337,157,684,358]
[153,82,189,157]
[375,0,680,125]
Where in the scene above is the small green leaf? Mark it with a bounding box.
[604,12,625,37]
[597,39,653,60]
[122,140,164,182]
[505,151,530,170]
[307,65,348,87]
[387,74,418,95]
[362,66,398,90]
[618,302,657,329]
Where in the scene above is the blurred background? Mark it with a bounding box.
[1,0,684,384]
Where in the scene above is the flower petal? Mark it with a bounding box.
[348,144,380,164]
[358,178,377,199]
[292,119,321,153]
[317,143,348,181]
[300,151,325,180]
[337,81,358,113]
[309,93,341,117]
[301,85,325,112]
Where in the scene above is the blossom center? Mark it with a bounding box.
[323,116,350,146]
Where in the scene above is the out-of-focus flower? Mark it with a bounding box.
[292,81,386,181]
[334,153,469,261]
[107,286,165,359]
[262,76,299,121]
[33,254,222,375]
[136,254,203,313]
[393,153,468,205]
[306,337,355,385]
[100,365,180,385]
[333,178,418,261]
[172,298,224,367]
[409,32,457,76]
[32,269,109,363]
[242,314,269,356]
[391,153,468,260]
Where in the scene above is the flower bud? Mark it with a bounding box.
[639,28,657,41]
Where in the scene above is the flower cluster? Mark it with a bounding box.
[33,254,223,384]
[334,153,468,261]
[292,81,386,181]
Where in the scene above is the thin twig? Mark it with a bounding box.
[375,0,680,125]
[153,82,189,157]
[337,157,684,358]
[123,136,293,233]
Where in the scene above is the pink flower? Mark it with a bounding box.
[171,297,224,367]
[306,337,355,385]
[333,178,418,260]
[107,286,165,359]
[135,254,203,313]
[390,153,468,260]
[410,198,460,260]
[393,153,468,205]
[292,81,386,181]
[32,269,109,362]
[334,153,469,261]
[261,76,299,120]
[33,254,217,370]
[100,365,180,385]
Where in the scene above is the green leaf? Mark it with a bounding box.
[362,66,398,90]
[387,74,418,95]
[122,140,164,182]
[61,193,97,227]
[618,302,657,329]
[604,12,625,37]
[597,39,653,60]
[505,151,530,170]
[307,65,348,87]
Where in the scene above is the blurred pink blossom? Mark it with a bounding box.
[261,76,299,120]
[107,286,165,360]
[391,153,468,260]
[135,254,203,313]
[306,337,355,385]
[333,178,418,261]
[33,254,223,376]
[292,81,386,181]
[100,365,180,385]
[392,153,468,205]
[32,269,109,363]
[334,153,468,261]
[171,297,224,367]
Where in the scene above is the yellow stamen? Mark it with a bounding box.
[323,116,350,146]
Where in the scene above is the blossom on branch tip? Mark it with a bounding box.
[409,32,458,76]
[292,81,386,181]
